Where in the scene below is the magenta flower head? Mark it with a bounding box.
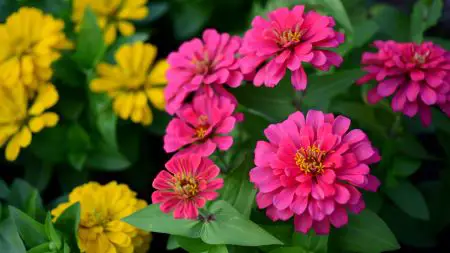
[152,154,224,219]
[357,41,450,126]
[164,91,237,157]
[240,5,344,90]
[250,110,380,234]
[165,29,243,115]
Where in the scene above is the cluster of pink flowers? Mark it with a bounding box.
[357,41,450,125]
[149,4,450,235]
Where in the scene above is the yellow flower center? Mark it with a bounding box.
[174,177,199,199]
[413,51,430,64]
[295,145,326,175]
[195,126,208,139]
[274,25,305,47]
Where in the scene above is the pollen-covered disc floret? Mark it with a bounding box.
[0,7,72,90]
[250,110,381,234]
[357,41,450,126]
[165,29,243,115]
[51,182,151,253]
[239,5,344,90]
[152,154,224,219]
[163,92,237,157]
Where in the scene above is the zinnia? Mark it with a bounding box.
[51,181,151,253]
[250,110,380,234]
[73,0,149,45]
[0,7,72,90]
[164,92,237,156]
[357,40,450,126]
[90,42,168,126]
[152,154,224,219]
[0,84,59,161]
[240,5,344,90]
[165,29,243,115]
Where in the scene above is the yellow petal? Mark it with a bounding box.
[90,79,120,92]
[119,93,133,119]
[146,88,165,111]
[104,24,117,45]
[17,127,32,147]
[5,133,21,161]
[148,60,169,86]
[41,112,59,127]
[28,84,59,115]
[0,125,20,146]
[118,21,135,36]
[107,232,131,247]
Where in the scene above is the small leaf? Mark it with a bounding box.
[27,242,51,253]
[67,124,92,171]
[24,160,53,192]
[292,231,327,253]
[385,181,430,220]
[45,213,62,249]
[54,203,81,252]
[8,206,47,248]
[7,179,45,221]
[372,5,410,41]
[353,20,378,47]
[72,7,106,69]
[269,247,307,253]
[30,126,68,163]
[0,215,26,253]
[174,236,210,253]
[85,141,131,171]
[411,0,427,43]
[321,0,353,32]
[88,92,118,148]
[171,0,213,40]
[330,209,400,253]
[392,157,421,178]
[0,179,10,199]
[209,245,229,253]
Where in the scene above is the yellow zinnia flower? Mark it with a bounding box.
[0,7,72,91]
[73,0,149,45]
[0,83,59,161]
[51,181,151,253]
[90,42,168,126]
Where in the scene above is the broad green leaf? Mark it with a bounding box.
[330,210,400,253]
[7,179,45,221]
[0,179,10,199]
[52,55,86,88]
[171,0,213,40]
[321,0,353,32]
[292,231,328,253]
[72,7,106,69]
[8,206,47,248]
[385,181,430,220]
[54,203,81,252]
[45,213,62,249]
[353,19,378,47]
[372,5,410,41]
[0,215,26,253]
[30,126,68,163]
[270,247,307,253]
[27,242,51,253]
[426,0,444,27]
[304,69,364,110]
[392,157,421,178]
[166,235,180,250]
[219,154,256,218]
[123,204,203,238]
[209,245,229,253]
[410,0,443,43]
[233,78,296,122]
[124,201,282,246]
[174,236,210,253]
[201,201,283,246]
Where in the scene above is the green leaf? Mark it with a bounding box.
[233,78,296,122]
[321,0,353,32]
[7,179,45,221]
[426,0,444,27]
[372,5,410,41]
[8,206,47,248]
[385,181,430,220]
[410,0,443,43]
[104,32,149,63]
[88,92,118,148]
[292,231,327,253]
[67,124,92,171]
[0,179,10,199]
[147,2,169,22]
[54,203,81,252]
[24,160,53,192]
[0,215,27,253]
[174,236,210,253]
[171,0,213,40]
[53,55,86,88]
[147,109,171,136]
[219,154,256,218]
[353,20,378,47]
[392,157,421,178]
[73,7,106,69]
[30,126,68,163]
[269,247,307,253]
[201,201,283,246]
[85,141,131,171]
[330,210,400,253]
[209,245,229,253]
[304,69,365,110]
[45,213,62,249]
[395,135,432,159]
[166,235,180,250]
[124,201,282,246]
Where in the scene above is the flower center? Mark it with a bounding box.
[413,51,430,64]
[174,177,199,199]
[273,25,305,47]
[195,126,208,139]
[295,145,326,175]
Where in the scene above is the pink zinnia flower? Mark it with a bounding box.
[357,41,450,126]
[164,91,237,157]
[152,154,224,219]
[240,5,344,90]
[250,110,380,234]
[165,29,243,115]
